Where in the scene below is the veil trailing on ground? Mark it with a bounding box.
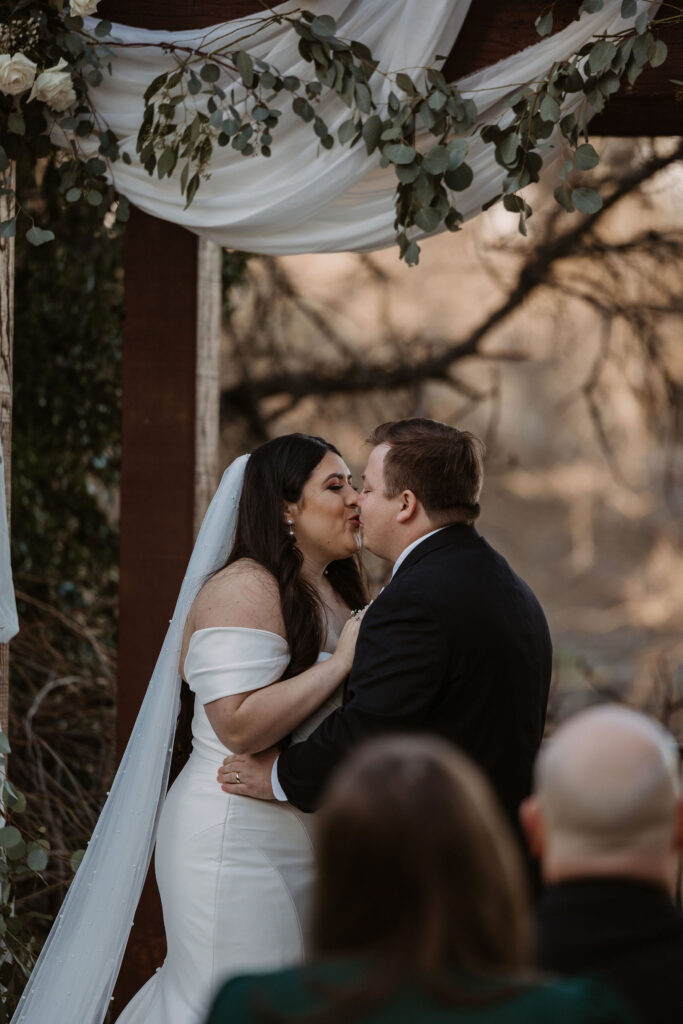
[11,456,249,1024]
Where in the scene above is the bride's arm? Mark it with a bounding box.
[190,563,361,754]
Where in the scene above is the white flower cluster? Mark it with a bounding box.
[0,0,99,112]
[0,53,76,112]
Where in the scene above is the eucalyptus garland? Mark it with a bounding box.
[0,0,676,263]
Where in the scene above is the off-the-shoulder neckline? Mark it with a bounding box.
[183,626,289,681]
[187,625,288,645]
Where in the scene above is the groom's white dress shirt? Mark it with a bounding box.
[271,528,446,801]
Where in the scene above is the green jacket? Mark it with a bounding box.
[205,959,638,1024]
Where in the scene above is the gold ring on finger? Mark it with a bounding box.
[235,770,241,784]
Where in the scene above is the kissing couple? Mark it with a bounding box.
[14,418,551,1024]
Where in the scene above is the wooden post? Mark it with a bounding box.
[0,164,15,739]
[194,239,222,533]
[113,214,222,1012]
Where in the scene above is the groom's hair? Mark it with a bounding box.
[368,418,485,525]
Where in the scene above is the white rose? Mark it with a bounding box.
[0,52,37,97]
[69,0,99,15]
[29,59,77,113]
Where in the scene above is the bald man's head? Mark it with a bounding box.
[522,705,683,885]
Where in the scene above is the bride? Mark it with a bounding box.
[12,433,366,1024]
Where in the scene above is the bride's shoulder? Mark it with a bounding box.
[191,560,285,636]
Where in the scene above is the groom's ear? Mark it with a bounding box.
[396,490,419,523]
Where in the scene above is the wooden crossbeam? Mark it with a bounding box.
[102,1,683,135]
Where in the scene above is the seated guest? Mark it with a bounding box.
[521,703,683,1024]
[205,736,635,1024]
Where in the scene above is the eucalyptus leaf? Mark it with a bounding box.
[633,31,654,67]
[539,93,561,123]
[535,11,553,37]
[447,139,469,168]
[355,82,372,114]
[27,848,49,872]
[503,194,525,213]
[383,143,417,165]
[574,143,599,170]
[26,227,55,247]
[404,241,420,266]
[428,91,448,112]
[116,197,130,222]
[498,133,521,166]
[338,118,357,145]
[444,163,473,192]
[234,50,254,88]
[311,15,336,38]
[635,11,649,35]
[414,206,442,232]
[0,826,21,850]
[0,218,16,239]
[396,72,416,96]
[588,40,617,75]
[422,145,449,175]
[650,40,668,69]
[361,114,382,154]
[620,0,637,16]
[292,97,314,122]
[394,162,421,184]
[0,731,11,753]
[200,63,221,84]
[445,209,462,231]
[554,184,575,212]
[70,849,85,873]
[86,158,107,176]
[572,186,603,214]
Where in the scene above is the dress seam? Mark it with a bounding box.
[250,836,306,955]
[211,793,234,992]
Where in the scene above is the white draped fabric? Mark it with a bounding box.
[0,437,18,647]
[76,0,656,255]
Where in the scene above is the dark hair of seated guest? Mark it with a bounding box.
[256,736,535,1023]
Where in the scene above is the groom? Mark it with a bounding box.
[219,418,552,831]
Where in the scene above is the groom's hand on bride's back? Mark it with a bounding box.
[218,746,279,800]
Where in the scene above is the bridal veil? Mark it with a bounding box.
[11,456,248,1024]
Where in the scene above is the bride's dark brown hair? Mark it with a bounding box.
[225,432,366,677]
[171,433,366,778]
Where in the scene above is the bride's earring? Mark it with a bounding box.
[286,518,295,538]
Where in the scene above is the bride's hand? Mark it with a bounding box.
[331,607,368,675]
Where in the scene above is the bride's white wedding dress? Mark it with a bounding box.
[117,626,340,1024]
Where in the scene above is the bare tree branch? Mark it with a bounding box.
[221,140,683,423]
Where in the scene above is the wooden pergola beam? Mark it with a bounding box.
[102,1,683,135]
[442,1,683,136]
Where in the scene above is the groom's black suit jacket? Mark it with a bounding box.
[277,524,552,824]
